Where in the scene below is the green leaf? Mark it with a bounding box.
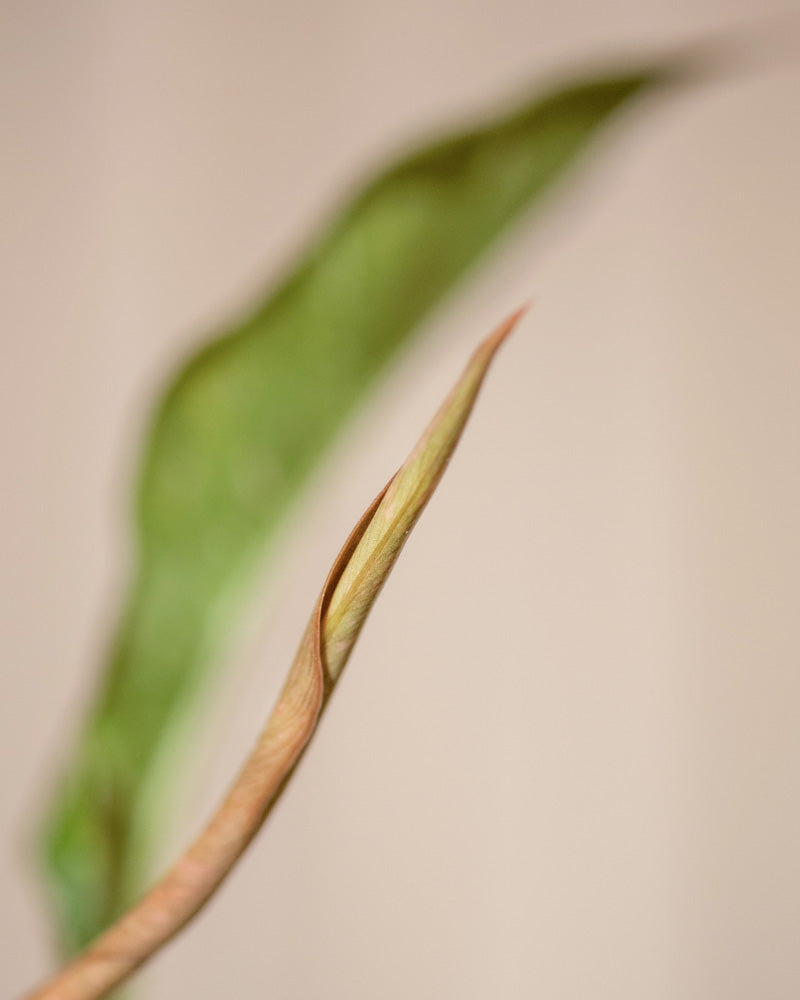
[41,65,666,954]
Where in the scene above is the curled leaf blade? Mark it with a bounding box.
[24,308,524,1000]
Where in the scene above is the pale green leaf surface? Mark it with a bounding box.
[41,66,666,953]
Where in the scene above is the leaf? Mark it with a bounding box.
[25,310,524,1000]
[41,65,667,953]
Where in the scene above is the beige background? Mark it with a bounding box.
[2,2,799,997]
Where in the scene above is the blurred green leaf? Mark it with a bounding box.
[41,65,666,953]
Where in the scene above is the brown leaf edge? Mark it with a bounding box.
[22,306,526,1000]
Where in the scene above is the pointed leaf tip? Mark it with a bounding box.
[324,305,526,680]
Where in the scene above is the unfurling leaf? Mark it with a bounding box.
[42,65,667,953]
[25,309,525,1000]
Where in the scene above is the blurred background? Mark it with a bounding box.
[2,1,799,998]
